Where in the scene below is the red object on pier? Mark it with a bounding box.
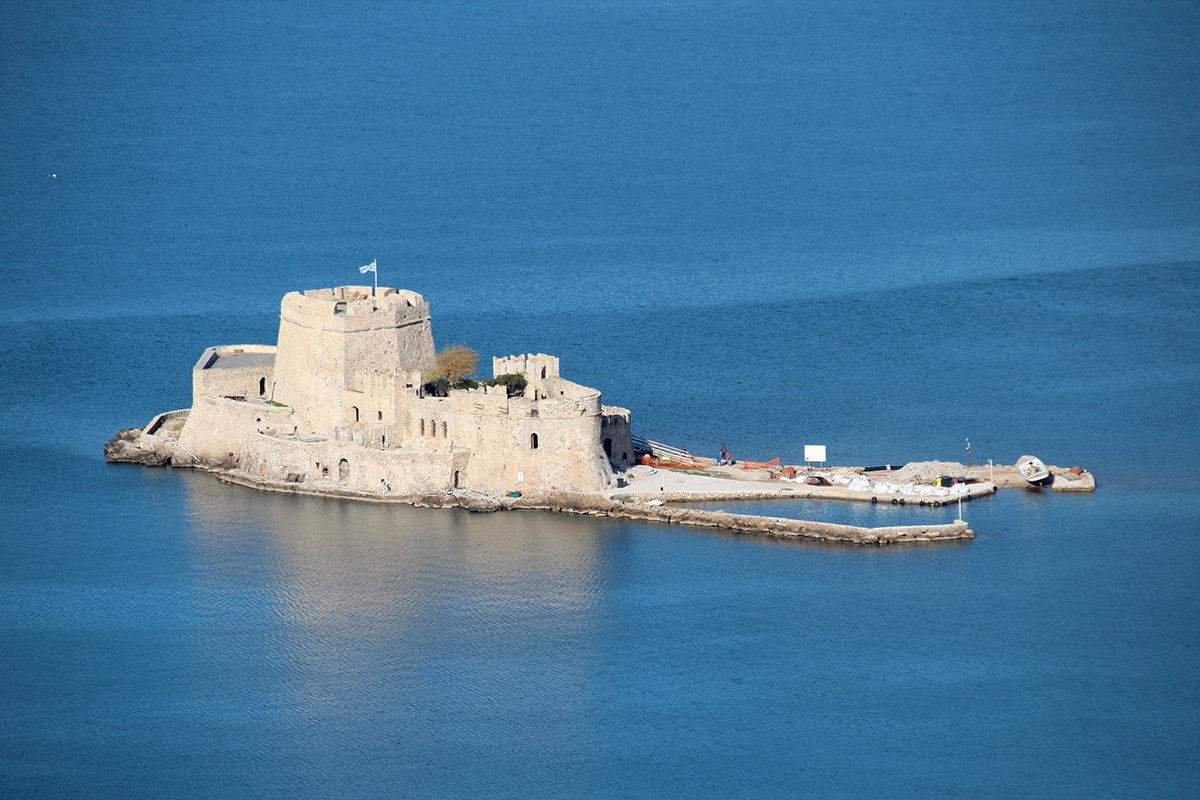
[742,456,781,470]
[640,454,708,470]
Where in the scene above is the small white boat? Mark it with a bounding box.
[1017,455,1050,484]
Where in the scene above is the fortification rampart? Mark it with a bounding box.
[177,395,296,466]
[493,353,560,380]
[192,345,277,403]
[272,286,436,431]
[287,286,431,331]
[114,286,620,495]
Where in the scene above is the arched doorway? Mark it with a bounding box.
[338,459,350,481]
[530,432,539,450]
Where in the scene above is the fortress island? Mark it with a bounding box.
[106,284,984,545]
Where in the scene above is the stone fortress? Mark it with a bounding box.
[106,283,994,544]
[147,285,634,495]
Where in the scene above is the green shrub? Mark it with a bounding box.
[486,373,527,397]
[422,376,451,397]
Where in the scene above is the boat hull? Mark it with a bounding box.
[1017,455,1050,484]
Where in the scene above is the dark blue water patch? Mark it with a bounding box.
[4,0,1199,325]
[0,311,278,459]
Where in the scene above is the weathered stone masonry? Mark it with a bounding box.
[157,285,634,494]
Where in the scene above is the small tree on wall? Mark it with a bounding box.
[422,344,480,396]
[437,344,478,385]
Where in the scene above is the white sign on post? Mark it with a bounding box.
[804,445,827,464]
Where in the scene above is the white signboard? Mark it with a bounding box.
[804,445,827,463]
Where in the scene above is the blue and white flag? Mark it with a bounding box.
[359,259,377,274]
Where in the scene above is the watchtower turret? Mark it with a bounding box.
[272,286,436,431]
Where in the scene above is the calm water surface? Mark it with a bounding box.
[2,1,1198,797]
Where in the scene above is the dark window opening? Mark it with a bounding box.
[541,366,546,379]
[351,406,359,422]
[603,438,613,457]
[453,470,461,489]
[530,432,539,450]
[377,410,383,421]
[441,421,448,438]
[259,377,266,395]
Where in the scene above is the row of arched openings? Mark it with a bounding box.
[348,407,385,423]
[420,419,448,438]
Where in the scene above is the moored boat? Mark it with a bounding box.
[1016,455,1050,484]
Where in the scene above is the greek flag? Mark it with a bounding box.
[359,259,377,274]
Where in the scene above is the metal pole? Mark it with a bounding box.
[374,258,378,297]
[989,458,994,484]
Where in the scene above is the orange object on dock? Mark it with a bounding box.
[640,454,708,470]
[742,456,781,470]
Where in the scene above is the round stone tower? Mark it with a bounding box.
[271,286,436,432]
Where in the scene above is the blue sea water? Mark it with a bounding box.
[2,1,1199,797]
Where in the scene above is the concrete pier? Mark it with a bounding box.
[211,470,973,546]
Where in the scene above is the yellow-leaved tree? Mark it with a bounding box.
[437,344,478,384]
[424,344,479,390]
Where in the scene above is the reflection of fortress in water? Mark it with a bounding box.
[117,286,634,495]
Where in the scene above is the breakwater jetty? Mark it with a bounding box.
[211,469,973,546]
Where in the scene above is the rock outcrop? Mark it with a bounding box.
[104,428,173,466]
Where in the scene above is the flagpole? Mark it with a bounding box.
[359,258,378,296]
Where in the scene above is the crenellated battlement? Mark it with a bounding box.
[493,353,560,381]
[272,286,437,428]
[282,286,432,334]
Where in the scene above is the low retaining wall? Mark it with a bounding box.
[211,472,973,546]
[511,491,971,545]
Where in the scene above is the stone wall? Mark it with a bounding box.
[272,286,435,432]
[176,395,296,466]
[601,406,634,468]
[169,286,623,495]
[493,353,559,380]
[191,345,276,403]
